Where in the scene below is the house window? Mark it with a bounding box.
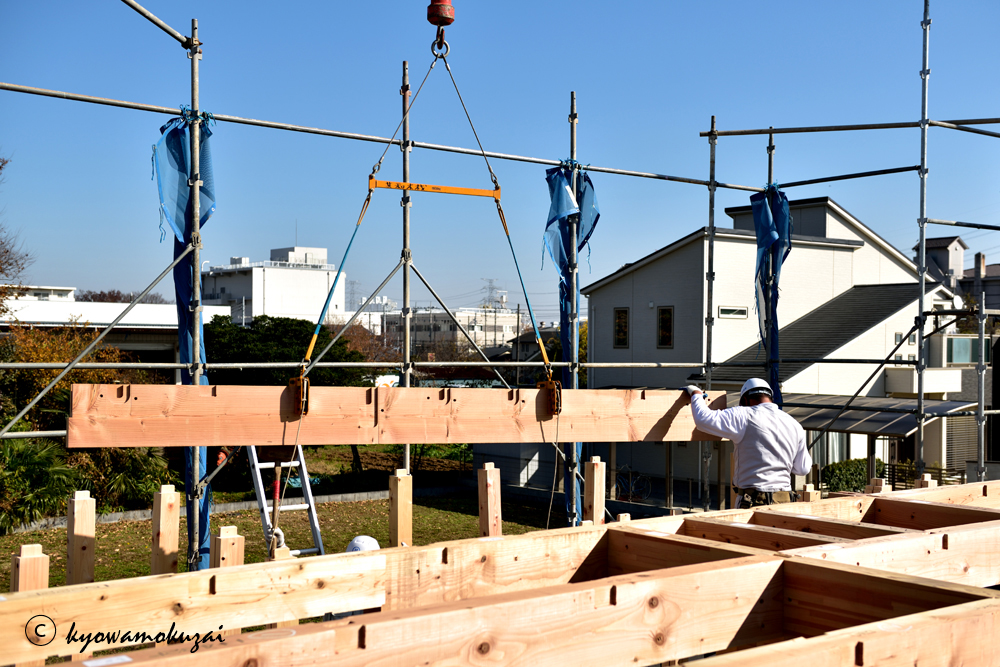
[908,354,916,361]
[894,354,903,362]
[894,332,903,345]
[613,308,629,348]
[657,307,673,348]
[908,333,916,345]
[718,306,748,319]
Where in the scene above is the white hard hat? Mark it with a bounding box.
[346,535,380,552]
[739,378,772,406]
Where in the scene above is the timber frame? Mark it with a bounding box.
[4,481,1000,665]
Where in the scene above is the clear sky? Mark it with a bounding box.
[1,1,999,323]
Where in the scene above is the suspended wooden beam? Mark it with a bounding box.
[67,385,727,448]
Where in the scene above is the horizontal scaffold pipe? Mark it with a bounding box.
[926,218,1000,233]
[779,358,918,365]
[0,82,762,193]
[0,430,67,439]
[781,165,920,189]
[701,117,1000,138]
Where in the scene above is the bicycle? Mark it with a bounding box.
[614,464,652,502]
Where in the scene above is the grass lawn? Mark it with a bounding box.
[1,492,559,591]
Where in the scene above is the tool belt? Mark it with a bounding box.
[734,488,795,509]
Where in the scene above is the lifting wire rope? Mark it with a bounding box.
[270,21,560,547]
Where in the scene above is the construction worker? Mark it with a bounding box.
[684,379,811,508]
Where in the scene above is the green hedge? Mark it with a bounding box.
[821,457,885,493]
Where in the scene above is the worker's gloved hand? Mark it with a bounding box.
[683,385,703,397]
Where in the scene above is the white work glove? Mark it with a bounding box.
[683,385,703,397]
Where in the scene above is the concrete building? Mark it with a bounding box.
[385,307,521,357]
[1,286,230,383]
[201,247,345,325]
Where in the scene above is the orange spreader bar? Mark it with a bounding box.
[369,176,500,200]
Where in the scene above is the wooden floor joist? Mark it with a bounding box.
[67,384,727,448]
[7,480,1000,665]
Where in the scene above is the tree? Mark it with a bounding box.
[204,315,366,387]
[578,321,588,388]
[0,155,33,315]
[334,321,401,363]
[76,289,171,304]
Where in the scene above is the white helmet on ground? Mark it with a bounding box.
[739,378,773,406]
[346,535,380,552]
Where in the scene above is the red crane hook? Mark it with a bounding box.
[427,0,455,27]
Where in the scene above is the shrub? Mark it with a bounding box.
[822,457,885,493]
[0,439,76,534]
[66,447,175,515]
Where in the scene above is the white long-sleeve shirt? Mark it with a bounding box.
[690,393,811,492]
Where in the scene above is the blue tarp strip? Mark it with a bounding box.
[749,184,792,406]
[152,108,216,570]
[543,163,600,525]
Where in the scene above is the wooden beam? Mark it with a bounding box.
[477,462,502,537]
[607,524,772,576]
[870,497,1000,530]
[753,495,877,522]
[786,519,1000,588]
[389,468,412,547]
[66,490,95,585]
[0,550,386,664]
[100,556,788,667]
[583,456,606,525]
[68,385,727,448]
[681,517,849,551]
[887,479,1000,509]
[749,510,917,540]
[782,557,995,637]
[265,547,299,630]
[151,484,180,575]
[382,524,610,611]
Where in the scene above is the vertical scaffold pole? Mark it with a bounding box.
[568,91,580,526]
[401,61,412,473]
[705,116,717,391]
[978,291,987,481]
[765,128,775,395]
[917,0,931,475]
[187,17,204,572]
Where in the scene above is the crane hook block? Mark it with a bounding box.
[289,376,310,417]
[427,0,455,27]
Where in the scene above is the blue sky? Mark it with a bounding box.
[1,1,999,323]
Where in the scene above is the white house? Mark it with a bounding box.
[201,247,346,325]
[476,198,978,504]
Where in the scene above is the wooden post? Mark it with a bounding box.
[12,544,49,667]
[583,456,606,525]
[616,513,631,522]
[390,468,412,547]
[151,484,180,575]
[210,526,245,638]
[266,546,299,629]
[66,490,95,585]
[478,462,502,537]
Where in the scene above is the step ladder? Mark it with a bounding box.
[247,444,326,557]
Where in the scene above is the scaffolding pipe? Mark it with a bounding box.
[568,91,580,526]
[119,0,190,47]
[0,431,68,440]
[705,116,717,391]
[780,165,921,189]
[187,17,204,573]
[927,119,1000,140]
[916,0,931,476]
[401,61,412,474]
[0,82,765,193]
[700,116,1000,138]
[978,291,987,482]
[0,245,193,439]
[926,218,1000,232]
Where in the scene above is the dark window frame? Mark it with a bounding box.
[613,307,630,349]
[656,306,674,349]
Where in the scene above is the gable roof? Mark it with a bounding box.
[918,236,969,251]
[710,283,942,386]
[963,264,1000,278]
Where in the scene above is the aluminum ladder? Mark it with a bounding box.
[247,444,325,556]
